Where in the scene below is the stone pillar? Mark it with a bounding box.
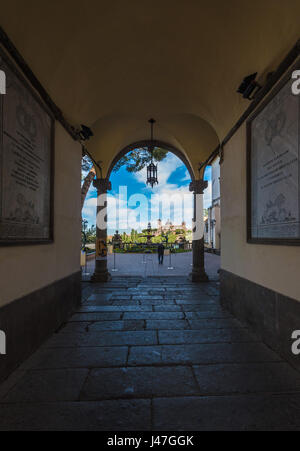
[189,179,209,283]
[91,178,112,283]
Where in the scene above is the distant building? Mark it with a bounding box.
[204,157,221,252]
[156,219,187,236]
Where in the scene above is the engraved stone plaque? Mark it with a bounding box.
[247,63,300,245]
[0,50,54,244]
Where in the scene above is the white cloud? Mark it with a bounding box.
[82,152,209,233]
[82,196,97,226]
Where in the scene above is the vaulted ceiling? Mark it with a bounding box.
[1,0,300,175]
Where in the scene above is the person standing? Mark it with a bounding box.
[158,243,165,265]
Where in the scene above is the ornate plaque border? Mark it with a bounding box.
[247,58,300,246]
[0,46,55,246]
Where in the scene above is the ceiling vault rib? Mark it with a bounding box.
[200,38,300,170]
[0,25,78,141]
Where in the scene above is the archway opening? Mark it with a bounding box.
[81,142,220,281]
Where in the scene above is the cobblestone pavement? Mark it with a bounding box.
[1,277,300,430]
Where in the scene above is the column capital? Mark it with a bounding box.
[189,180,208,194]
[93,178,112,193]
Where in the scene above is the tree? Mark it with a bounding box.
[81,155,96,211]
[113,147,168,173]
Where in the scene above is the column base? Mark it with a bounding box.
[90,270,112,283]
[189,268,209,283]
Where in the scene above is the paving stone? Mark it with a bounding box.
[153,395,300,431]
[154,305,182,312]
[70,312,123,321]
[146,320,190,330]
[81,366,199,400]
[110,296,132,300]
[111,300,141,306]
[89,321,132,331]
[134,296,164,300]
[158,329,259,345]
[2,276,298,431]
[20,346,128,370]
[188,319,245,329]
[185,311,232,319]
[175,298,218,304]
[76,305,151,312]
[139,299,176,305]
[87,294,113,302]
[60,322,93,333]
[84,299,113,306]
[123,312,184,320]
[122,320,145,331]
[193,363,300,395]
[128,343,281,366]
[2,369,88,403]
[0,399,151,431]
[176,301,222,308]
[45,331,158,347]
[182,305,229,312]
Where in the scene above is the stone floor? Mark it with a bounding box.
[1,276,300,430]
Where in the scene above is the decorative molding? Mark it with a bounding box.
[189,180,208,194]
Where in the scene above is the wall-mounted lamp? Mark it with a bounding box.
[237,73,261,100]
[78,124,94,141]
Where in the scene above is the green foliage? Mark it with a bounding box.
[166,234,177,244]
[82,221,96,244]
[82,155,93,172]
[113,147,168,173]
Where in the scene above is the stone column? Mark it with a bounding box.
[189,179,209,283]
[91,178,112,283]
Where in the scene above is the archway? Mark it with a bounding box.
[107,140,196,182]
[90,141,210,282]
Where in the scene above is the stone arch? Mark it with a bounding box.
[106,139,196,182]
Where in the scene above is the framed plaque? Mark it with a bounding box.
[247,60,300,245]
[0,48,54,245]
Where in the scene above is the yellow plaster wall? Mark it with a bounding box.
[0,123,82,308]
[221,124,300,301]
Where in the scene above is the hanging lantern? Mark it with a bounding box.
[147,162,158,188]
[146,119,159,188]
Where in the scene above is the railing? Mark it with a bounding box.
[111,242,192,254]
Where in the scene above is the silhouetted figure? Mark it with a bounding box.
[158,243,165,265]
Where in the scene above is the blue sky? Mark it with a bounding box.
[82,153,212,234]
